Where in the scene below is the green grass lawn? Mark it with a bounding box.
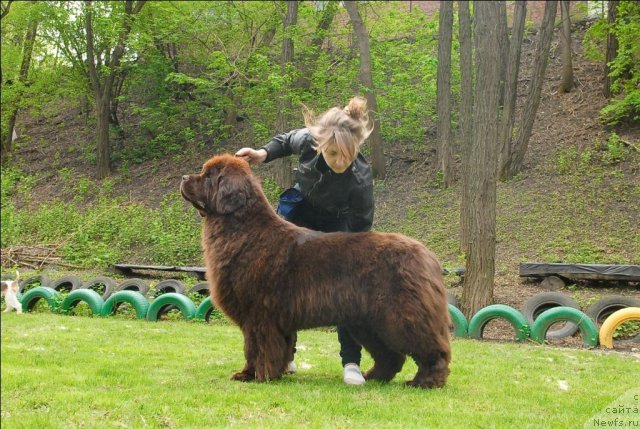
[1,312,638,429]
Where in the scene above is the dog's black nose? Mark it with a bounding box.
[182,175,189,181]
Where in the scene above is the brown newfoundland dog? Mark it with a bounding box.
[180,154,451,388]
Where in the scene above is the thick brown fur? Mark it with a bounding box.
[180,154,451,388]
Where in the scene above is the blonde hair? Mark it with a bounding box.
[303,96,374,163]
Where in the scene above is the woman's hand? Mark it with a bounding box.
[235,148,267,164]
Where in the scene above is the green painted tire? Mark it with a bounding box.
[468,304,530,341]
[101,290,150,319]
[60,289,104,316]
[146,293,196,321]
[448,304,468,337]
[195,297,224,322]
[531,307,599,347]
[20,287,62,312]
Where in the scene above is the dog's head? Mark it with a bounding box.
[1,270,20,296]
[181,154,254,217]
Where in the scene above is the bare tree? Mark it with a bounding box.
[603,0,618,98]
[85,0,146,179]
[461,1,502,317]
[458,0,473,254]
[498,1,526,178]
[559,0,574,92]
[274,0,298,189]
[503,0,558,178]
[344,1,386,179]
[497,1,508,107]
[2,1,38,165]
[436,1,454,188]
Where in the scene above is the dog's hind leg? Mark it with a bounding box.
[407,348,450,389]
[347,326,405,382]
[376,312,451,389]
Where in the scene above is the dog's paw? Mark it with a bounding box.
[230,371,255,382]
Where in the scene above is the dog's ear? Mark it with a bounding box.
[215,172,248,214]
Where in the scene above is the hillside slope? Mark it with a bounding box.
[7,22,640,315]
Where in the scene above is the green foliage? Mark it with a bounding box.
[261,178,283,205]
[584,1,640,125]
[2,167,202,268]
[556,133,629,175]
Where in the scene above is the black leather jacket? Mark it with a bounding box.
[262,128,374,232]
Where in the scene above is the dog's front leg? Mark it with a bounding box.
[253,323,289,382]
[231,325,258,382]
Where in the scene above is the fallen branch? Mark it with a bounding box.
[619,138,639,152]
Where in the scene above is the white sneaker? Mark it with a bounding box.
[285,361,297,374]
[343,363,365,385]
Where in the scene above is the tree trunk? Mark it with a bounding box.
[85,0,146,179]
[345,1,386,179]
[436,1,454,188]
[506,0,557,178]
[96,95,111,178]
[603,0,618,98]
[2,3,38,165]
[559,0,574,93]
[274,0,298,189]
[1,1,13,19]
[458,0,473,255]
[498,1,508,108]
[461,1,502,318]
[498,1,526,178]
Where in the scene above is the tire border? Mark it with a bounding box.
[81,276,117,300]
[146,292,196,321]
[20,287,62,312]
[151,279,186,298]
[599,307,640,349]
[531,306,599,347]
[18,274,51,294]
[50,275,84,293]
[101,290,150,320]
[60,289,104,316]
[586,295,640,325]
[448,304,468,337]
[115,278,150,296]
[468,304,530,341]
[521,292,580,339]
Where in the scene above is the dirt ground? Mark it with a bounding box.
[8,6,639,352]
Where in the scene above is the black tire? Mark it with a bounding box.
[18,274,51,294]
[50,276,83,293]
[187,282,210,304]
[151,279,185,297]
[81,276,117,300]
[521,292,580,339]
[116,278,150,296]
[586,295,640,325]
